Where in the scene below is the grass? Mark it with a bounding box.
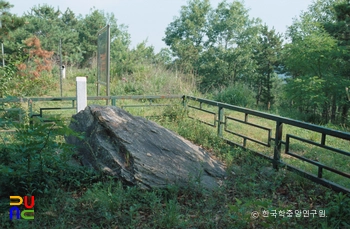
[46,64,198,98]
[184,99,350,190]
[1,113,349,228]
[1,64,350,228]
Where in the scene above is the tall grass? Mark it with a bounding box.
[44,64,199,98]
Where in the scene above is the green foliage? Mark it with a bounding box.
[284,76,327,122]
[0,1,25,41]
[110,63,197,96]
[8,73,57,97]
[0,104,349,228]
[1,1,349,227]
[161,105,187,122]
[287,0,344,41]
[283,0,350,124]
[78,9,109,65]
[111,40,155,77]
[153,48,173,66]
[200,0,260,90]
[252,25,283,109]
[283,31,338,78]
[326,192,350,227]
[214,83,256,107]
[156,111,350,228]
[1,49,57,97]
[163,0,210,73]
[0,118,83,196]
[4,5,130,69]
[0,64,16,98]
[164,0,261,91]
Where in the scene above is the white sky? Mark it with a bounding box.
[9,0,313,52]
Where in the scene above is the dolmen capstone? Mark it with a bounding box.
[66,105,226,190]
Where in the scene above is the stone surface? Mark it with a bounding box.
[66,105,226,189]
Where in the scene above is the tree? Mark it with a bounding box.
[163,0,211,73]
[163,0,261,91]
[154,48,173,67]
[78,9,129,67]
[0,1,24,42]
[22,5,62,51]
[18,36,54,79]
[253,25,282,109]
[284,31,341,122]
[10,5,81,67]
[199,0,260,91]
[286,0,344,42]
[110,40,155,77]
[60,8,82,67]
[283,0,348,123]
[0,1,25,98]
[323,1,350,123]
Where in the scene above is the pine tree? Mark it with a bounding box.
[0,1,25,98]
[0,1,24,42]
[253,25,282,110]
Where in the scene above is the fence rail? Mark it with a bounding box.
[1,95,349,194]
[183,95,350,194]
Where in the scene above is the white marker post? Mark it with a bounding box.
[76,77,87,113]
[61,65,66,79]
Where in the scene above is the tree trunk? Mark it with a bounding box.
[256,79,262,106]
[266,70,271,110]
[322,102,329,123]
[331,95,337,123]
[341,102,349,124]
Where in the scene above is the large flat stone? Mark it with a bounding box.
[66,105,226,190]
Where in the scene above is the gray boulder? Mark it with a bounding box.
[66,105,226,189]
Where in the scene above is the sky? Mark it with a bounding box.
[9,0,313,52]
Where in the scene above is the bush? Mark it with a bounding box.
[0,64,17,98]
[0,118,87,197]
[214,83,256,107]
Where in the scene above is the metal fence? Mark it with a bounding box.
[183,95,350,194]
[1,95,349,194]
[0,95,182,122]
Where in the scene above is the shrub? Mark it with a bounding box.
[214,83,256,107]
[0,118,85,197]
[0,64,17,98]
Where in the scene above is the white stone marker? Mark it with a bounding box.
[61,65,66,79]
[76,77,87,113]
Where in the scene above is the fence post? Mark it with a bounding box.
[182,95,187,108]
[273,120,283,170]
[217,106,224,137]
[28,99,33,128]
[76,77,87,113]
